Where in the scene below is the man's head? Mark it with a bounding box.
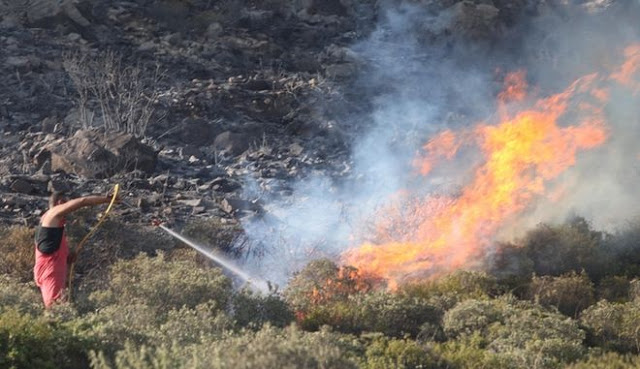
[49,192,67,209]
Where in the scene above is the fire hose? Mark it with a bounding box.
[66,185,268,299]
[67,184,120,300]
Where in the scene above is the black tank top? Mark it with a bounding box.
[35,226,64,254]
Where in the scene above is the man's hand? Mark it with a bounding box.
[105,190,121,203]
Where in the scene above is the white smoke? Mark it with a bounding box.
[237,0,640,285]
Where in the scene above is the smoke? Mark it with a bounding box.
[236,0,640,286]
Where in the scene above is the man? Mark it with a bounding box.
[34,192,115,307]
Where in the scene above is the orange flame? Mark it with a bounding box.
[342,45,640,286]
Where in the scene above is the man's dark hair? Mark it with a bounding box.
[49,192,64,209]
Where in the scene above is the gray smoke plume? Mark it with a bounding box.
[237,0,640,286]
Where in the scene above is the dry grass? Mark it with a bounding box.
[0,225,35,282]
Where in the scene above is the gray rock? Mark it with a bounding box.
[177,199,202,207]
[211,177,240,193]
[47,129,157,179]
[48,179,71,193]
[448,1,500,39]
[220,197,263,215]
[213,131,254,156]
[179,118,220,147]
[10,178,34,194]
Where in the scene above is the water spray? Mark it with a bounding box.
[120,199,270,293]
[155,222,270,293]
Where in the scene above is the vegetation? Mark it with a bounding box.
[2,217,640,368]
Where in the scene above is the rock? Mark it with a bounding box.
[177,199,203,207]
[288,142,304,156]
[220,197,263,215]
[24,0,90,27]
[33,149,51,168]
[213,131,254,156]
[47,129,157,179]
[178,118,220,147]
[206,22,223,39]
[41,117,57,133]
[303,0,348,16]
[5,56,41,69]
[324,63,358,79]
[48,179,71,193]
[10,178,34,194]
[448,1,500,39]
[180,145,201,158]
[211,177,241,193]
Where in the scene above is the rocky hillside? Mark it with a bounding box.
[0,0,633,238]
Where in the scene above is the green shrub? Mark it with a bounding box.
[154,302,233,345]
[89,252,232,314]
[0,276,42,315]
[285,258,378,314]
[231,289,294,329]
[353,291,441,338]
[298,291,441,337]
[603,218,640,278]
[90,325,361,369]
[433,334,506,369]
[528,271,595,317]
[596,276,630,303]
[487,242,535,294]
[0,226,35,282]
[580,300,640,353]
[361,333,439,369]
[518,217,608,279]
[400,270,499,311]
[0,308,90,369]
[76,303,159,354]
[487,303,585,368]
[565,352,640,369]
[443,297,585,368]
[443,299,505,338]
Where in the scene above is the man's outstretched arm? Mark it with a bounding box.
[41,196,112,227]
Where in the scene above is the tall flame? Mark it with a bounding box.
[343,45,640,287]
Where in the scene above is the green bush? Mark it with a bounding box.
[596,276,630,303]
[0,276,42,315]
[565,352,640,369]
[443,297,585,368]
[0,308,90,369]
[231,289,294,329]
[361,333,439,369]
[528,271,595,317]
[433,334,506,369]
[298,291,441,337]
[89,252,232,314]
[518,217,609,279]
[487,302,585,368]
[77,301,233,357]
[580,300,640,353]
[353,291,441,338]
[603,218,640,278]
[443,299,505,338]
[90,325,361,369]
[400,270,499,311]
[285,258,378,314]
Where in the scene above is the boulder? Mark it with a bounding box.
[213,131,255,156]
[46,129,157,179]
[448,1,500,39]
[10,178,35,194]
[178,118,220,147]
